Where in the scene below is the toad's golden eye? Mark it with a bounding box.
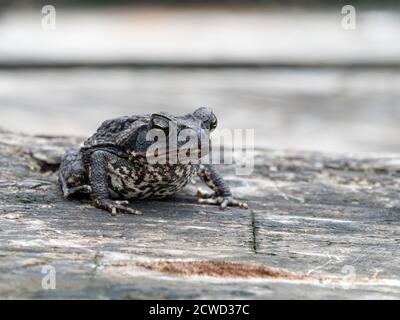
[210,114,217,131]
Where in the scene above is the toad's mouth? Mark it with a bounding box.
[145,146,210,164]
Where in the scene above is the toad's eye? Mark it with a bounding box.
[209,114,217,131]
[193,107,217,132]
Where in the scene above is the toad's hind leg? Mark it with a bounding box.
[59,148,91,198]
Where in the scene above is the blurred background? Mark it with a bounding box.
[1,0,400,153]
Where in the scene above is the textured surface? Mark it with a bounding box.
[0,130,399,299]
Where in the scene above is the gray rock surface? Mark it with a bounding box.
[0,130,399,299]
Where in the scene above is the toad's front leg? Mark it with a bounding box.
[88,150,142,216]
[196,164,248,210]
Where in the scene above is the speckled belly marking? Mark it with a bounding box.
[107,160,195,200]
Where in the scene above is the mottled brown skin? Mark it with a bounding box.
[59,107,247,215]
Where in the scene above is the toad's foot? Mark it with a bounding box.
[95,199,143,216]
[197,188,248,210]
[63,185,92,198]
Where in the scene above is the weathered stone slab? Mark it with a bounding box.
[0,131,399,299]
